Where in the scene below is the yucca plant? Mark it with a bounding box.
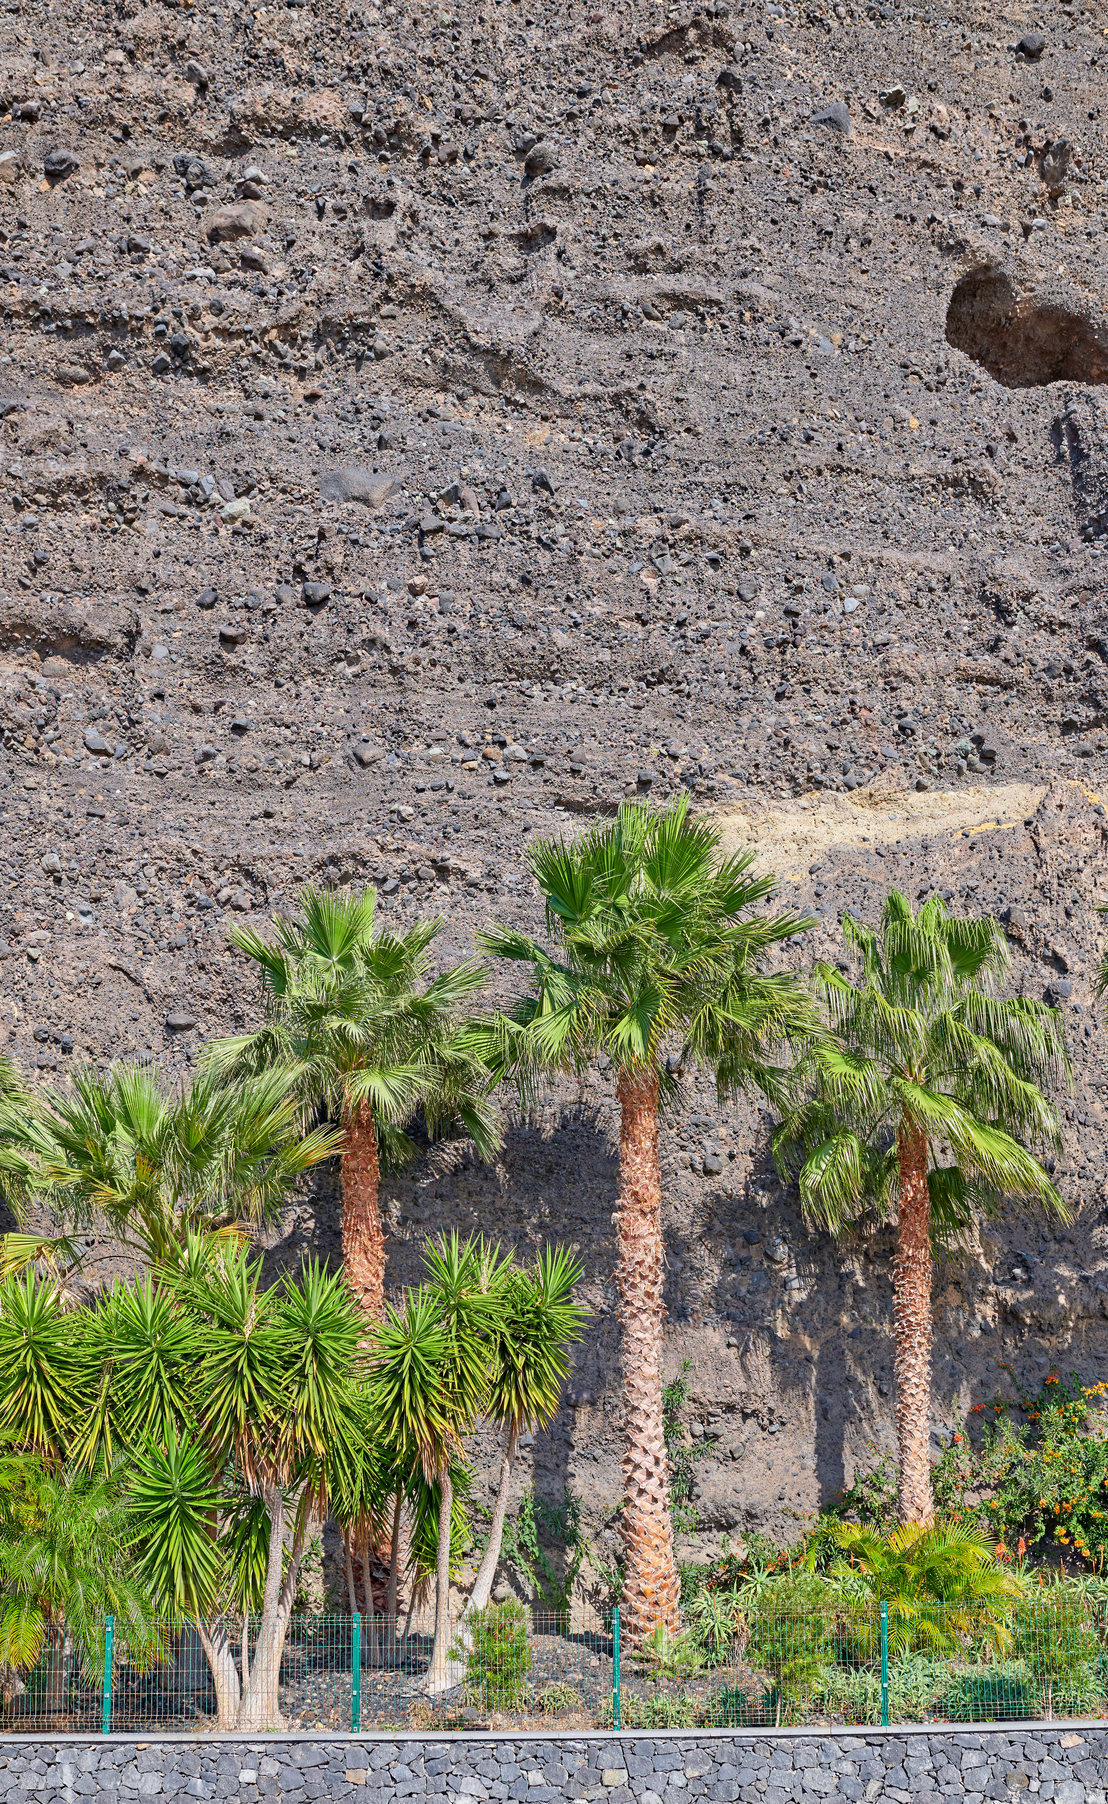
[208,885,499,1320]
[466,1245,587,1617]
[370,1233,508,1692]
[481,795,813,1639]
[776,894,1068,1524]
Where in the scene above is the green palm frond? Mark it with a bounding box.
[788,889,1067,1261]
[482,797,814,1100]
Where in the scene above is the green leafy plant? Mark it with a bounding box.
[455,1600,532,1710]
[536,1680,583,1714]
[1010,1588,1104,1719]
[598,1690,699,1728]
[500,1485,587,1615]
[663,1362,710,1538]
[637,1621,705,1679]
[933,1370,1108,1569]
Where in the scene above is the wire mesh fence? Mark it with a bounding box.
[4,1604,1108,1734]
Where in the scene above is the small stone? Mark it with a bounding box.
[531,468,555,495]
[319,469,402,507]
[811,100,851,136]
[165,1010,198,1031]
[879,84,907,107]
[206,201,267,243]
[44,149,80,179]
[41,852,62,875]
[1016,30,1046,57]
[0,151,20,183]
[524,141,555,175]
[83,727,112,756]
[302,581,331,606]
[195,588,219,610]
[184,59,209,84]
[56,363,92,387]
[220,497,252,523]
[152,352,172,375]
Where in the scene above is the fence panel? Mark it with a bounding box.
[1,1606,1106,1734]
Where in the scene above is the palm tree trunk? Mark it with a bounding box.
[341,1101,386,1321]
[894,1123,935,1526]
[467,1424,520,1616]
[615,1066,681,1642]
[426,1469,456,1693]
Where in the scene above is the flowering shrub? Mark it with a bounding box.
[933,1369,1108,1569]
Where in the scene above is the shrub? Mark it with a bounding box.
[598,1691,700,1729]
[457,1602,532,1710]
[536,1681,583,1714]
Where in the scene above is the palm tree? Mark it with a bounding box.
[775,893,1068,1526]
[0,1454,160,1717]
[466,1245,587,1616]
[0,1064,340,1271]
[480,796,813,1641]
[208,885,499,1320]
[814,1520,1024,1657]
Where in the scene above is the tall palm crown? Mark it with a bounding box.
[481,796,812,1639]
[208,885,498,1318]
[775,892,1069,1526]
[0,1064,339,1272]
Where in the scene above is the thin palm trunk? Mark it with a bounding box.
[426,1469,455,1693]
[615,1066,681,1641]
[341,1102,386,1321]
[386,1489,403,1632]
[893,1123,935,1527]
[467,1423,521,1616]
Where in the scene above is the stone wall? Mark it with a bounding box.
[1,1727,1104,1804]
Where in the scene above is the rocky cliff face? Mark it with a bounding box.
[1,0,1108,1571]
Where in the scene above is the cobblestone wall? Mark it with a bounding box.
[0,1728,1103,1804]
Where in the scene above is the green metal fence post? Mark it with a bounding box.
[879,1601,889,1728]
[351,1612,362,1733]
[101,1617,115,1735]
[612,1606,621,1731]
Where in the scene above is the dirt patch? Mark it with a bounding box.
[945,267,1108,389]
[713,781,1049,882]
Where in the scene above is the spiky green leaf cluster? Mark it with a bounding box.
[208,884,499,1170]
[480,794,814,1102]
[774,893,1069,1246]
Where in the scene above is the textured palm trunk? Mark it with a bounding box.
[615,1066,681,1642]
[341,1101,386,1321]
[466,1424,521,1617]
[426,1469,457,1693]
[894,1123,935,1526]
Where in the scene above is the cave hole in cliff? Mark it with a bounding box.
[945,267,1108,388]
